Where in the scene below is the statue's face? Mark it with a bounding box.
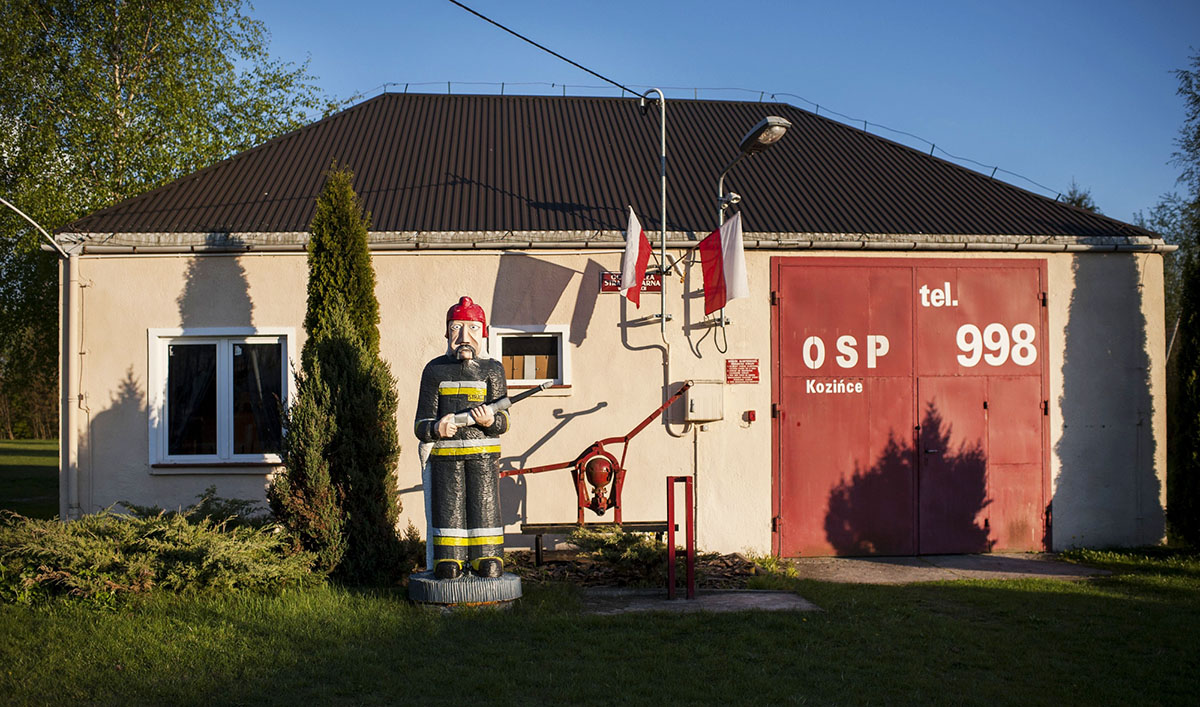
[447,319,484,360]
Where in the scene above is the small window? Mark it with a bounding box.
[501,336,558,381]
[149,328,294,467]
[231,342,284,454]
[167,343,218,456]
[492,325,570,389]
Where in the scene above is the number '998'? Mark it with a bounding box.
[955,323,1037,367]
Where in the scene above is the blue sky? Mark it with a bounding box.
[251,0,1199,225]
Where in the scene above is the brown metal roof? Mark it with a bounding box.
[61,92,1153,241]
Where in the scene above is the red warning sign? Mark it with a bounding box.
[726,359,760,384]
[600,271,662,293]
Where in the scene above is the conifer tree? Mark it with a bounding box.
[304,165,381,357]
[271,166,403,583]
[268,358,345,574]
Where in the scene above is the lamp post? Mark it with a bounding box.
[638,88,672,340]
[706,116,790,351]
[717,116,791,226]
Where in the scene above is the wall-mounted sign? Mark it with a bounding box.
[600,271,663,293]
[726,358,760,384]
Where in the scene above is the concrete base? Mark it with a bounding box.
[581,588,819,615]
[407,570,523,609]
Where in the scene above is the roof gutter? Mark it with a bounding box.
[47,239,1179,255]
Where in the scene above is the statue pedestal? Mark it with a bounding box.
[407,570,522,610]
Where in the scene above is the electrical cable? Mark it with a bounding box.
[436,0,1079,218]
[445,1,638,97]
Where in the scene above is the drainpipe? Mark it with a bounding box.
[0,197,77,520]
[62,253,80,519]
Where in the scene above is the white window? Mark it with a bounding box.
[491,325,571,390]
[148,328,296,468]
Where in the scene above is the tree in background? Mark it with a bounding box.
[0,0,334,438]
[1159,51,1200,546]
[1063,179,1101,213]
[271,167,403,584]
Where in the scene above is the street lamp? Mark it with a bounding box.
[717,115,791,225]
[704,116,791,352]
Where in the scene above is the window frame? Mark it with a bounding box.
[491,324,571,392]
[148,327,296,469]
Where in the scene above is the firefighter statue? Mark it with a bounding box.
[413,296,511,582]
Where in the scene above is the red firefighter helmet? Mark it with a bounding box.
[446,296,487,337]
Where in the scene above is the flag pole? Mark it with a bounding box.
[639,88,668,338]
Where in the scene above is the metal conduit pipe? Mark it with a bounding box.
[63,254,80,519]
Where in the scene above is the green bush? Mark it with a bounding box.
[122,485,270,529]
[568,526,666,578]
[0,511,319,607]
[400,521,425,571]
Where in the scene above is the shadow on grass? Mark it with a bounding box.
[5,569,1198,705]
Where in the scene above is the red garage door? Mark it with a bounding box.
[771,258,1048,556]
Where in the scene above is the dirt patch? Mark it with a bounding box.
[506,550,1106,587]
[506,550,760,589]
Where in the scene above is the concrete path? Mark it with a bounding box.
[785,552,1107,584]
[581,587,820,615]
[578,554,1104,614]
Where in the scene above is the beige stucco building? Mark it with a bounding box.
[53,94,1172,555]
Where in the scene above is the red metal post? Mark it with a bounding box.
[667,476,696,600]
[685,476,695,599]
[666,476,676,600]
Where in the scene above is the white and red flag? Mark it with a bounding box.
[620,206,653,307]
[698,211,749,315]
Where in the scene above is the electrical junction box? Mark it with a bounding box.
[683,379,724,422]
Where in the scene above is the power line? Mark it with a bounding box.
[437,2,1069,201]
[445,0,638,97]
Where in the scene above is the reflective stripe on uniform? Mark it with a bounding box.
[438,381,487,402]
[432,527,505,538]
[431,445,500,456]
[432,535,505,547]
[431,437,501,456]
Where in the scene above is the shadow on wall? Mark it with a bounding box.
[79,368,146,512]
[1055,255,1163,548]
[498,402,609,532]
[177,234,254,328]
[490,253,577,327]
[824,403,992,555]
[568,259,606,347]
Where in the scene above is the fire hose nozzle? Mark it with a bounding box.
[452,381,551,426]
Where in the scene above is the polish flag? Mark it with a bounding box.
[620,206,652,307]
[698,211,749,315]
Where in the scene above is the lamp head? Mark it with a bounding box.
[738,116,791,155]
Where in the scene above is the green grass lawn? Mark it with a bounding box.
[0,439,57,519]
[2,551,1197,706]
